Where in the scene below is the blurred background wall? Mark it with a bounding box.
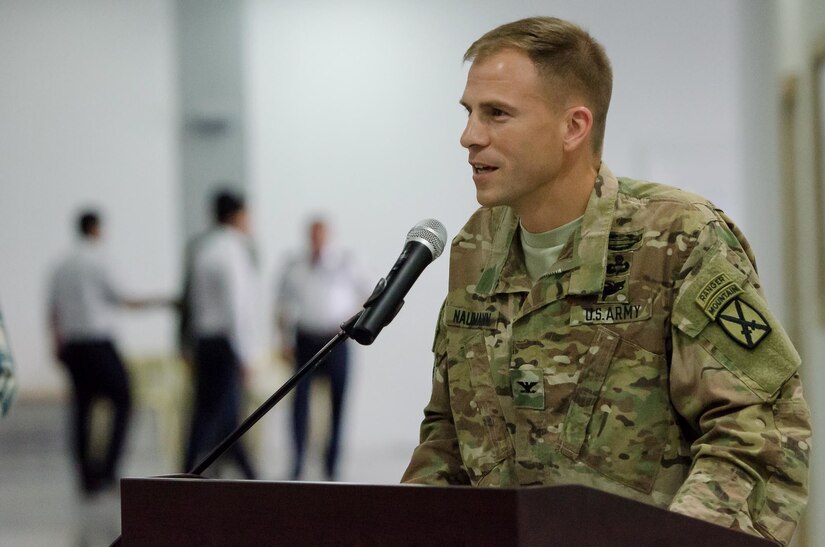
[0,0,180,396]
[0,0,823,543]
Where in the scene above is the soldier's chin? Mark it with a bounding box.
[475,189,502,209]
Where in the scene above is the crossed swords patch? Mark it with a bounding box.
[695,272,771,349]
[716,298,771,349]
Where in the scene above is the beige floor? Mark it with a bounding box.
[0,397,412,547]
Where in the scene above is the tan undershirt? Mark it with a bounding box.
[520,216,583,281]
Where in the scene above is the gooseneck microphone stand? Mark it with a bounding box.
[110,217,448,546]
[109,312,361,547]
[190,327,352,476]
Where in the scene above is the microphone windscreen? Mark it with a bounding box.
[406,219,448,260]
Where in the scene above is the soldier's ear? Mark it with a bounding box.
[563,106,593,152]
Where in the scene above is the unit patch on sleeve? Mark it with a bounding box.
[716,298,771,349]
[695,272,743,320]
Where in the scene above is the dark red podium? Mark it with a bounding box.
[119,478,773,546]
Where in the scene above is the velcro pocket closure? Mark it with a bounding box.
[448,331,514,482]
[559,327,619,459]
[673,245,800,396]
[696,292,801,397]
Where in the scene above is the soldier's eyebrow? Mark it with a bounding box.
[459,99,515,114]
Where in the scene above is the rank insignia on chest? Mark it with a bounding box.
[510,369,544,409]
[716,298,771,349]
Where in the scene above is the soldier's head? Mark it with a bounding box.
[459,17,612,218]
[463,17,612,158]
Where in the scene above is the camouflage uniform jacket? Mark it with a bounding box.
[402,165,810,545]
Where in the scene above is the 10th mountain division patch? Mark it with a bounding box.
[716,298,771,349]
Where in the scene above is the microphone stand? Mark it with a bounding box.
[110,312,362,546]
[191,327,352,476]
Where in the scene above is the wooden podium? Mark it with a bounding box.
[119,477,773,546]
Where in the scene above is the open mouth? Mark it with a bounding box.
[472,163,497,174]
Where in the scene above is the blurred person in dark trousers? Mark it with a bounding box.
[182,191,258,479]
[275,218,371,480]
[50,210,166,495]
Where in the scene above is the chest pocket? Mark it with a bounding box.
[446,330,514,485]
[559,325,673,494]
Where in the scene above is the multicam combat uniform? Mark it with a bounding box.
[402,165,810,545]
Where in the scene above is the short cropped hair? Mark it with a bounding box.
[77,210,100,237]
[213,190,245,224]
[464,16,612,156]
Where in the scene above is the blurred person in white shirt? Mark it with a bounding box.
[275,217,372,480]
[50,210,166,495]
[182,191,258,479]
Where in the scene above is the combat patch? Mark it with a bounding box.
[444,305,498,329]
[695,271,743,320]
[570,302,650,325]
[716,298,771,349]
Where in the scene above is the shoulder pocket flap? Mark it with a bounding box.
[672,250,748,338]
[701,291,801,396]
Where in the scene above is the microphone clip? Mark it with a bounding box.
[341,277,404,345]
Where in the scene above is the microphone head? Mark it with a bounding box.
[406,219,448,259]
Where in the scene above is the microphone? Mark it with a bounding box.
[345,219,448,345]
[107,220,445,547]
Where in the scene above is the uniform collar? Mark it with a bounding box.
[474,163,618,297]
[569,163,618,295]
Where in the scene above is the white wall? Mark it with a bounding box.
[778,1,825,544]
[177,0,249,239]
[245,0,765,482]
[0,0,180,396]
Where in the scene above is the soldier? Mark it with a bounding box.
[401,16,810,545]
